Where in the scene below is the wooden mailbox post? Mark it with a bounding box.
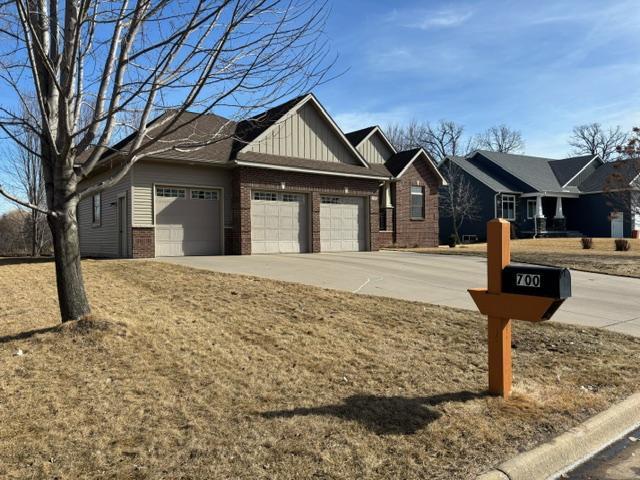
[468,219,571,399]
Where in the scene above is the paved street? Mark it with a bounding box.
[155,250,640,337]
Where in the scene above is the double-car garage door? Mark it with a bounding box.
[251,191,366,254]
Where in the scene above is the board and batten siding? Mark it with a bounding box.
[356,133,394,165]
[245,102,360,165]
[132,160,232,227]
[78,170,132,258]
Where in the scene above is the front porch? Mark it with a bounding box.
[519,193,582,238]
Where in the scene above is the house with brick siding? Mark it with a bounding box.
[77,93,445,258]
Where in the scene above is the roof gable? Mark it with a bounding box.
[239,94,369,167]
[355,128,396,164]
[443,156,520,193]
[386,148,446,185]
[579,158,640,192]
[549,155,599,187]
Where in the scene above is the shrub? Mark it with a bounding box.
[580,237,593,249]
[615,239,631,252]
[448,234,457,248]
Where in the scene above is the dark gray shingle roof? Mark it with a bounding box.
[446,155,519,193]
[385,148,421,177]
[548,155,596,186]
[345,126,376,147]
[579,158,640,192]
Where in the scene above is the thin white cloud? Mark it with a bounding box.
[409,8,473,30]
[385,6,474,30]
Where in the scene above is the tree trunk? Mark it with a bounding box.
[31,211,37,257]
[48,206,91,322]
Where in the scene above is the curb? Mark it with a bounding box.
[477,392,640,480]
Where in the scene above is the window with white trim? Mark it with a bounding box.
[156,187,186,198]
[282,193,300,202]
[92,193,101,226]
[526,199,536,219]
[501,195,516,220]
[410,186,425,219]
[191,189,218,200]
[253,191,277,201]
[321,196,340,204]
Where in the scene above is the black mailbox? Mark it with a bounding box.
[501,264,571,299]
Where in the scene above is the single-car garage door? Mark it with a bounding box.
[251,191,308,254]
[155,186,222,256]
[320,195,366,252]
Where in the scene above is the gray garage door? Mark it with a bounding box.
[155,186,222,256]
[251,191,308,254]
[320,195,366,252]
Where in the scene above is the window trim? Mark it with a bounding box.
[526,199,536,219]
[92,193,101,227]
[501,194,516,221]
[156,186,186,198]
[190,189,218,200]
[410,185,425,220]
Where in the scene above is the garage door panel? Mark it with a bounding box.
[155,187,221,257]
[251,192,308,254]
[320,196,366,252]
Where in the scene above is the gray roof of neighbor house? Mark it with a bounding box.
[475,150,580,193]
[446,155,519,193]
[548,155,597,186]
[578,158,640,192]
[345,126,376,147]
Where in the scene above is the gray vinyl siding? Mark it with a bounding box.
[132,160,232,227]
[245,102,360,165]
[357,133,394,164]
[78,170,132,258]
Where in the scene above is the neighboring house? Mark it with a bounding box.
[77,93,445,258]
[439,150,640,243]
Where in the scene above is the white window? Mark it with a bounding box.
[501,195,516,220]
[411,186,425,219]
[321,196,340,204]
[253,191,277,201]
[156,187,186,198]
[92,193,101,226]
[282,193,300,202]
[527,199,536,219]
[191,189,218,200]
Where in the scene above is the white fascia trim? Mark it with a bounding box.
[396,149,448,185]
[238,93,371,169]
[233,160,392,180]
[562,155,600,188]
[521,191,580,198]
[357,126,398,155]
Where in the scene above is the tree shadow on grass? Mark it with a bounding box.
[0,325,60,344]
[0,256,53,266]
[261,390,487,435]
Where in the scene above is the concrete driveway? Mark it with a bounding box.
[155,251,640,337]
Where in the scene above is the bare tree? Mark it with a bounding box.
[474,124,524,153]
[569,123,628,161]
[607,127,640,225]
[1,104,49,256]
[385,120,472,162]
[439,159,480,244]
[0,0,333,322]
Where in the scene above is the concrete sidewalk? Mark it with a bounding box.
[155,250,640,337]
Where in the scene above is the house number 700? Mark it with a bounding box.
[516,273,541,288]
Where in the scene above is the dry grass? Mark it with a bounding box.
[403,238,640,278]
[1,259,640,479]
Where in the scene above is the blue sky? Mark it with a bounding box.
[1,0,639,214]
[316,0,640,157]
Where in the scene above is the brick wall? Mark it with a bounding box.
[391,160,440,248]
[232,167,381,254]
[131,227,155,258]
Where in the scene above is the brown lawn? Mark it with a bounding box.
[1,259,640,479]
[402,238,640,278]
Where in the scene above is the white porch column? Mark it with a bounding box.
[384,182,392,208]
[555,197,564,219]
[535,195,544,218]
